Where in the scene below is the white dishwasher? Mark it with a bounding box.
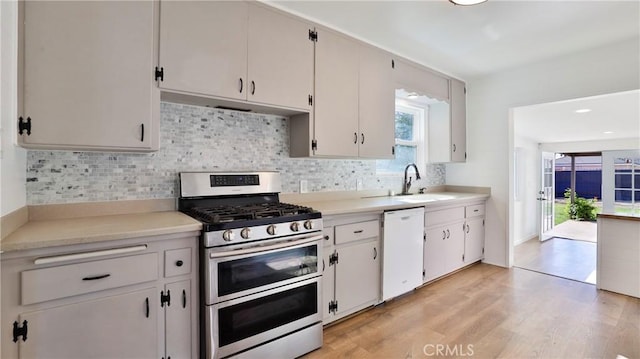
[382,207,425,301]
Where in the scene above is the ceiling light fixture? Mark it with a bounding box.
[407,92,419,99]
[575,108,592,113]
[603,131,614,134]
[449,0,488,5]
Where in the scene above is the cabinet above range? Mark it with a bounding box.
[157,1,314,115]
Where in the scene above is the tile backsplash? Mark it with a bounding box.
[26,102,445,205]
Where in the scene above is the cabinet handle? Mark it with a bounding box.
[145,297,150,318]
[324,235,330,241]
[238,78,243,93]
[175,260,184,267]
[446,229,450,239]
[182,289,187,309]
[140,123,144,142]
[353,229,364,234]
[353,132,358,144]
[251,81,256,95]
[466,224,470,233]
[453,144,457,152]
[442,231,446,240]
[322,259,325,272]
[82,274,111,281]
[373,247,377,260]
[361,133,365,144]
[34,245,147,265]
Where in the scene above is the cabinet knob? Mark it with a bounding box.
[175,260,184,267]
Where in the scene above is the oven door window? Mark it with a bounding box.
[217,244,318,297]
[218,281,318,347]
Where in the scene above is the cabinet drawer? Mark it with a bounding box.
[165,248,192,278]
[22,253,158,305]
[466,204,485,218]
[335,220,379,245]
[425,207,464,227]
[322,226,334,247]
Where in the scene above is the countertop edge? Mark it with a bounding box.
[597,213,640,222]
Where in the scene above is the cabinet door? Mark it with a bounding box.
[445,223,466,273]
[335,240,380,314]
[322,247,335,323]
[165,280,192,359]
[21,1,157,151]
[314,28,359,157]
[159,0,248,100]
[358,46,395,159]
[424,227,447,282]
[450,79,467,162]
[464,218,485,264]
[18,288,158,359]
[248,5,313,110]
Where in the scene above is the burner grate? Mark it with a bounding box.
[188,202,316,225]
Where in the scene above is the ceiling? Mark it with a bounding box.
[513,90,640,144]
[267,0,640,80]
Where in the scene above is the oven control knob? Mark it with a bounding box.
[240,228,251,239]
[222,230,234,242]
[266,225,276,236]
[290,222,300,232]
[303,220,314,230]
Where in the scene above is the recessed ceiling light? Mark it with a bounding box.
[603,131,614,134]
[449,0,487,5]
[407,92,419,99]
[575,109,592,113]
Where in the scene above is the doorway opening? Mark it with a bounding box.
[514,152,601,284]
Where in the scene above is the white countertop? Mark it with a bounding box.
[1,211,202,253]
[1,191,488,253]
[290,192,489,216]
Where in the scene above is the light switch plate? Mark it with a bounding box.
[356,178,363,191]
[299,180,308,193]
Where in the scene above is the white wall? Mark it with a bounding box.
[446,37,640,267]
[0,0,27,216]
[513,135,539,245]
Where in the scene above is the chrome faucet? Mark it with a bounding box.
[402,163,421,195]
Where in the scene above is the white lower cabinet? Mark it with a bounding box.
[424,201,486,282]
[17,287,158,359]
[322,215,381,324]
[1,234,199,359]
[164,280,193,359]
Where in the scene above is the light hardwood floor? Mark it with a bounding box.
[514,237,597,284]
[303,264,639,359]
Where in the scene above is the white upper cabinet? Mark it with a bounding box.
[394,59,449,102]
[291,34,396,159]
[358,45,395,159]
[19,1,159,151]
[450,78,467,162]
[247,5,314,110]
[158,1,313,112]
[313,27,360,157]
[158,1,248,101]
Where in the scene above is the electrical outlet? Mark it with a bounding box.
[299,180,309,193]
[356,178,363,191]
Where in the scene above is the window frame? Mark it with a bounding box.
[376,99,427,176]
[602,150,640,216]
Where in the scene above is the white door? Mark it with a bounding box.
[539,152,556,241]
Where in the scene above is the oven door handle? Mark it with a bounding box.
[209,234,324,259]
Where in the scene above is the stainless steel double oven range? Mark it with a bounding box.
[179,172,323,359]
